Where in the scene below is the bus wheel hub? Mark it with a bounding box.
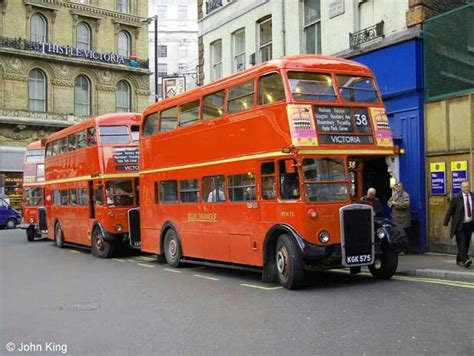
[277,249,288,276]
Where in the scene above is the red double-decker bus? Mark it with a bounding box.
[44,113,141,258]
[130,55,407,289]
[21,140,47,242]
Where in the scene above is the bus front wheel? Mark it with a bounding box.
[26,226,35,242]
[275,234,304,290]
[164,229,182,268]
[54,223,64,248]
[92,227,115,258]
[368,244,398,279]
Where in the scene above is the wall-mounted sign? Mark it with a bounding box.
[163,76,186,99]
[41,43,125,65]
[329,0,345,18]
[430,162,446,195]
[451,161,468,194]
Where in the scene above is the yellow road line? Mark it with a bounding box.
[240,283,283,291]
[68,250,81,254]
[137,263,155,268]
[112,258,125,262]
[193,274,220,281]
[163,268,182,273]
[138,256,156,261]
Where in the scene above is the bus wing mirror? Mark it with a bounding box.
[285,160,296,174]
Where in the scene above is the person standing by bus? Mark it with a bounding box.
[388,182,411,230]
[360,187,382,217]
[443,181,473,268]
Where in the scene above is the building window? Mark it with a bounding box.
[76,22,91,50]
[74,75,91,116]
[210,39,222,81]
[116,80,131,112]
[30,13,47,43]
[178,5,187,19]
[179,46,187,59]
[28,69,47,112]
[116,0,129,13]
[118,31,131,57]
[232,28,245,73]
[258,16,272,63]
[304,0,321,54]
[158,5,167,19]
[178,63,187,74]
[76,0,90,4]
[158,63,167,77]
[158,45,167,58]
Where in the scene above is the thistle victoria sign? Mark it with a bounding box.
[41,43,126,65]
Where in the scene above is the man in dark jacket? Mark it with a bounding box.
[443,181,473,268]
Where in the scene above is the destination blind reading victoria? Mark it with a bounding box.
[315,106,374,144]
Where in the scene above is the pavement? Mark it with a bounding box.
[395,252,474,281]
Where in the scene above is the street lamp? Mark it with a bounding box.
[142,15,159,102]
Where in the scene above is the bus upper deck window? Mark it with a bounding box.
[227,80,255,113]
[288,72,337,102]
[99,126,130,144]
[143,113,158,137]
[337,75,379,103]
[76,131,86,149]
[131,125,139,142]
[202,90,225,120]
[160,107,178,132]
[179,100,200,127]
[87,127,97,146]
[259,73,285,105]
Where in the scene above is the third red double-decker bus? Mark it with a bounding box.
[21,140,47,242]
[130,55,407,289]
[44,113,141,258]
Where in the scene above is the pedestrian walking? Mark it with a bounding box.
[387,182,411,229]
[360,187,382,217]
[443,180,473,268]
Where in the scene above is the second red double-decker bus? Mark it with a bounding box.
[44,113,141,258]
[130,55,408,289]
[20,140,47,242]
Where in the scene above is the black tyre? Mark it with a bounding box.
[54,222,64,248]
[26,226,35,242]
[163,229,182,268]
[275,234,304,290]
[92,227,116,258]
[369,244,398,279]
[6,218,17,229]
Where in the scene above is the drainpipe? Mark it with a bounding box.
[281,0,286,56]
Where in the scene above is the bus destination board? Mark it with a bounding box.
[314,106,373,144]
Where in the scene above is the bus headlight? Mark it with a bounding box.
[377,228,386,240]
[115,224,123,233]
[318,231,330,244]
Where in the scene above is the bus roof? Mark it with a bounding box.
[46,112,141,143]
[26,140,45,150]
[144,55,373,116]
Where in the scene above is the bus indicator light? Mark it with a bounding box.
[308,209,317,219]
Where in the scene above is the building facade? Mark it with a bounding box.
[0,0,150,204]
[148,0,198,102]
[424,3,474,255]
[197,0,470,252]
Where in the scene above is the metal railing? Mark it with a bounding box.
[349,21,384,50]
[206,0,223,14]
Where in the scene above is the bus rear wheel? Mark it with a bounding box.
[26,226,35,242]
[54,223,64,248]
[164,229,182,268]
[368,244,398,279]
[275,234,304,290]
[92,227,115,258]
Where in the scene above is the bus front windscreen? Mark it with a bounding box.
[302,158,348,202]
[288,72,337,102]
[99,126,131,144]
[337,75,379,103]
